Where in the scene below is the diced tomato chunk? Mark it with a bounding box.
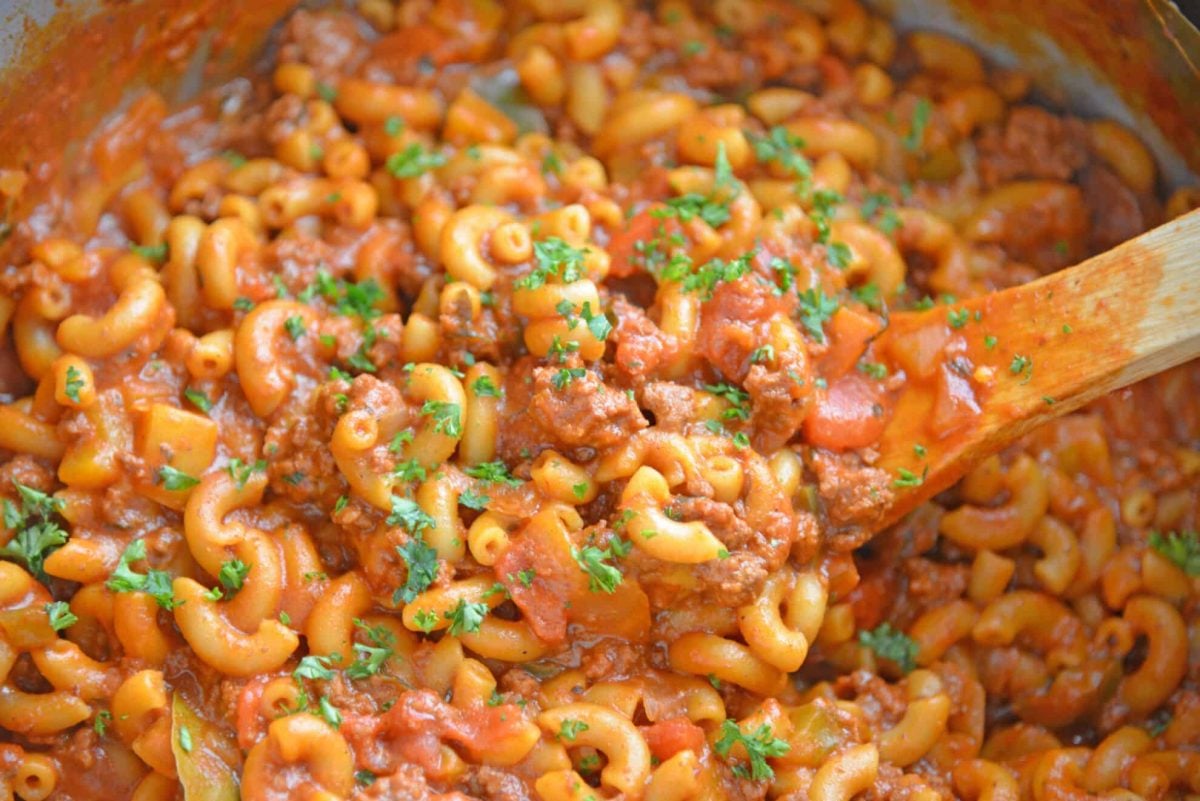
[803,372,890,450]
[641,717,708,761]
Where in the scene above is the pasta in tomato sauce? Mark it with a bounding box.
[0,1,1197,800]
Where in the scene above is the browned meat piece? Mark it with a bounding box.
[528,364,647,452]
[976,106,1090,187]
[745,363,810,453]
[811,449,895,548]
[639,381,696,432]
[1080,164,1147,254]
[612,296,673,381]
[278,10,367,77]
[463,767,532,801]
[692,551,771,607]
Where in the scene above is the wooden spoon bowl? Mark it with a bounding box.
[869,208,1200,531]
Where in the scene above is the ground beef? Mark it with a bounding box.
[674,496,756,550]
[663,495,777,606]
[697,277,789,384]
[692,551,771,607]
[834,670,908,725]
[262,234,340,293]
[528,364,647,453]
[976,106,1090,187]
[903,557,969,608]
[995,181,1090,273]
[261,95,306,154]
[278,10,367,78]
[352,764,435,801]
[1079,164,1146,254]
[496,666,541,700]
[811,450,894,548]
[580,639,641,682]
[612,296,672,381]
[639,381,695,432]
[464,767,532,801]
[744,363,809,453]
[0,454,54,495]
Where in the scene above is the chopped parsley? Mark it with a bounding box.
[797,288,839,343]
[218,559,250,592]
[1,481,67,580]
[319,696,343,729]
[184,388,213,413]
[392,459,427,484]
[557,719,590,741]
[384,116,404,137]
[346,618,395,679]
[388,497,436,535]
[64,365,85,403]
[413,609,438,632]
[571,539,630,594]
[652,143,738,230]
[1010,354,1033,380]
[859,622,918,673]
[293,654,338,682]
[444,598,488,636]
[809,188,842,244]
[459,489,489,510]
[464,461,522,487]
[106,540,180,610]
[420,401,462,437]
[315,82,338,102]
[226,458,266,489]
[551,367,587,390]
[157,465,199,492]
[541,151,564,176]
[826,241,852,270]
[858,362,888,380]
[472,375,502,397]
[131,243,168,263]
[1148,530,1200,576]
[903,98,932,152]
[713,720,790,781]
[580,301,612,341]
[304,268,386,323]
[669,252,753,300]
[394,536,439,604]
[862,193,901,235]
[892,467,926,488]
[751,344,775,364]
[704,383,750,421]
[748,125,811,187]
[385,143,447,179]
[45,601,77,631]
[178,724,193,753]
[770,257,796,296]
[515,237,588,290]
[947,308,970,329]
[284,315,306,341]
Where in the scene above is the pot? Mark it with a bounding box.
[0,0,1196,204]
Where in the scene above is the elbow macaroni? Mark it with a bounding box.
[0,3,1193,801]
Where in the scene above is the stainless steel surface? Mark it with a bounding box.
[0,0,1196,184]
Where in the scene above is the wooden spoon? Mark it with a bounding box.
[869,208,1200,531]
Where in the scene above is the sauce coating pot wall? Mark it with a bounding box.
[0,0,1197,216]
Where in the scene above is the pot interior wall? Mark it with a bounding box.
[0,0,1196,208]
